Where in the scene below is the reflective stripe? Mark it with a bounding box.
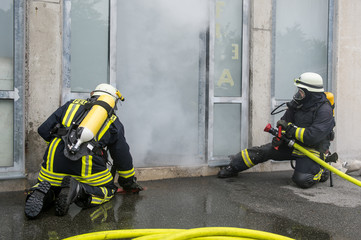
[118,168,135,178]
[90,188,114,205]
[81,155,93,176]
[38,169,64,186]
[97,114,117,141]
[100,186,108,196]
[38,166,113,187]
[295,128,305,143]
[313,169,324,181]
[241,149,254,168]
[292,147,320,158]
[294,79,324,89]
[62,103,80,127]
[91,197,105,205]
[46,138,61,171]
[82,170,113,186]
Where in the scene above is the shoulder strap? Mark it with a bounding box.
[62,99,88,127]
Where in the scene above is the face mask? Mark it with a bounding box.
[293,88,306,103]
[286,88,306,109]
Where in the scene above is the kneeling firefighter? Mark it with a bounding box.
[218,72,336,188]
[25,83,143,219]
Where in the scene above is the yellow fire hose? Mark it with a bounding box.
[264,124,361,188]
[292,142,361,188]
[63,227,294,240]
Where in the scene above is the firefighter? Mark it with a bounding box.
[218,72,335,188]
[25,83,143,219]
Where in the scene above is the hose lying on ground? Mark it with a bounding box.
[63,227,294,240]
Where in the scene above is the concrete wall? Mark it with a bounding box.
[25,0,62,183]
[247,0,290,172]
[333,0,361,162]
[249,0,272,147]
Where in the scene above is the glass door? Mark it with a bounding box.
[208,0,250,166]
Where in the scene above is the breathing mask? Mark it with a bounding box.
[287,88,307,109]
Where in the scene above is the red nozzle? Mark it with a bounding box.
[264,123,272,132]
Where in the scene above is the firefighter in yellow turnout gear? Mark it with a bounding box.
[25,84,143,219]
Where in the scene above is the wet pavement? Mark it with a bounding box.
[1,170,361,240]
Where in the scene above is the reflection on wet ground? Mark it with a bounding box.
[2,172,359,239]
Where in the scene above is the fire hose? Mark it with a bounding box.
[63,227,294,240]
[264,123,361,188]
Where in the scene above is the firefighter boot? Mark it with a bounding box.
[320,169,330,182]
[55,176,87,216]
[25,181,54,219]
[217,165,238,178]
[118,176,144,194]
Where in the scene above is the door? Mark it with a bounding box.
[208,0,250,166]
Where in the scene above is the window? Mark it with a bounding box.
[272,0,332,109]
[0,0,25,178]
[63,0,112,102]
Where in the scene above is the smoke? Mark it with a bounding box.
[116,0,208,167]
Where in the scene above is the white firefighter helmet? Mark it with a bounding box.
[294,72,324,92]
[92,83,124,101]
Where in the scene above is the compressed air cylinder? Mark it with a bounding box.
[325,92,335,116]
[72,94,115,151]
[325,92,334,106]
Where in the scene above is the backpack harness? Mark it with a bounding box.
[51,98,115,161]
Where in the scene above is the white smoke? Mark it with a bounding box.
[116,0,208,167]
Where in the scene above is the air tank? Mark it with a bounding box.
[70,94,115,153]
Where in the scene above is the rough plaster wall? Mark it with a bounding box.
[334,0,361,160]
[25,0,62,178]
[250,0,272,147]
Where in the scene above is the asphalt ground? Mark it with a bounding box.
[1,170,361,240]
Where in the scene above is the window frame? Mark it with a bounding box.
[207,0,250,166]
[271,0,334,119]
[62,0,115,104]
[0,0,25,179]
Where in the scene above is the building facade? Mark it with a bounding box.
[1,0,360,191]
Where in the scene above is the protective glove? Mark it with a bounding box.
[276,120,288,129]
[272,137,283,148]
[118,176,144,194]
[276,120,297,139]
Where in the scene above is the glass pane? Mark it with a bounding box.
[116,0,208,167]
[70,0,109,92]
[214,0,243,97]
[0,0,14,90]
[0,100,14,167]
[275,0,328,100]
[213,104,241,156]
